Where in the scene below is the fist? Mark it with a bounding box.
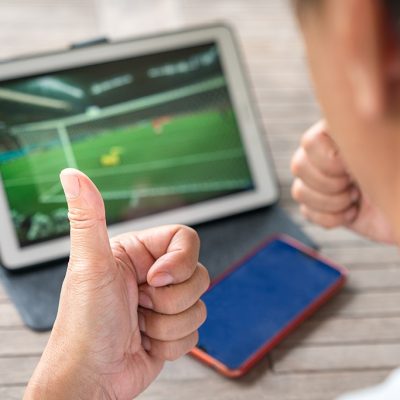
[291,120,359,228]
[25,169,210,400]
[290,120,395,243]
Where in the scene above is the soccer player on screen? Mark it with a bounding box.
[151,115,172,134]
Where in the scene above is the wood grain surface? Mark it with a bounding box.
[0,1,399,399]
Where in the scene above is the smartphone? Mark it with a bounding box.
[191,234,347,378]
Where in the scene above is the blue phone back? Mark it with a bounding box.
[197,238,343,370]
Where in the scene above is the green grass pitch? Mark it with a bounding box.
[0,109,253,245]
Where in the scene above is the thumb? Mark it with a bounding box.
[60,168,113,269]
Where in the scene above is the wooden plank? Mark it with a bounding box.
[0,304,24,328]
[0,330,49,357]
[321,246,400,265]
[286,317,400,346]
[0,353,390,399]
[258,103,320,121]
[272,343,400,373]
[265,136,303,155]
[0,283,9,303]
[0,386,26,400]
[302,226,369,248]
[249,59,308,72]
[319,291,400,318]
[0,1,98,61]
[158,357,221,381]
[141,370,390,400]
[0,356,39,385]
[254,87,316,103]
[348,268,400,291]
[260,118,313,134]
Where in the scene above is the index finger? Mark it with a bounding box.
[133,225,200,287]
[301,120,349,177]
[124,225,200,287]
[110,225,200,287]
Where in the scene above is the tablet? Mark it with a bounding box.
[0,24,278,269]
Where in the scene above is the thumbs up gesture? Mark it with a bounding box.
[25,169,210,400]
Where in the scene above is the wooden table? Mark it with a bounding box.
[1,1,400,399]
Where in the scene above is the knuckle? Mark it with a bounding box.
[68,207,105,230]
[157,287,191,315]
[148,314,168,339]
[323,159,342,176]
[158,333,198,361]
[319,217,337,229]
[191,331,200,348]
[332,193,351,210]
[183,226,201,248]
[159,294,180,315]
[198,264,211,293]
[301,128,319,151]
[300,133,311,151]
[291,179,303,202]
[196,300,208,326]
[162,342,182,361]
[170,335,197,361]
[330,178,348,193]
[290,149,304,177]
[299,205,309,219]
[302,122,331,158]
[66,264,115,294]
[66,266,93,289]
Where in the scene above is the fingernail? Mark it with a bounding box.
[60,172,80,199]
[138,312,146,332]
[350,188,360,202]
[345,207,357,222]
[138,291,153,309]
[150,272,174,287]
[141,335,151,351]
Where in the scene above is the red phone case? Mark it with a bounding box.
[190,234,348,378]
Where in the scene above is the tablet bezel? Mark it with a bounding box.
[0,24,278,269]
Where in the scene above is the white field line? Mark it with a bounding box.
[11,76,226,133]
[40,179,251,204]
[57,124,78,169]
[40,181,62,203]
[4,148,245,188]
[0,87,71,110]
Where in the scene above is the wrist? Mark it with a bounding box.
[24,331,107,400]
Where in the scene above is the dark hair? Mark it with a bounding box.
[294,0,400,31]
[386,0,400,14]
[295,0,399,14]
[386,0,400,25]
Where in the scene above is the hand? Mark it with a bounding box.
[24,169,209,400]
[290,120,395,244]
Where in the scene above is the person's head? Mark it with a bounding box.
[293,0,400,240]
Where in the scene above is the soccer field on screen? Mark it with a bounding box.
[1,109,253,245]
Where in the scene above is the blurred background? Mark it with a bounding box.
[0,0,320,202]
[2,1,400,400]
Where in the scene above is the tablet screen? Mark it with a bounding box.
[0,42,254,247]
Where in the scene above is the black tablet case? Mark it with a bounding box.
[0,205,315,331]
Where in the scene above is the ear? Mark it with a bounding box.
[328,0,395,119]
